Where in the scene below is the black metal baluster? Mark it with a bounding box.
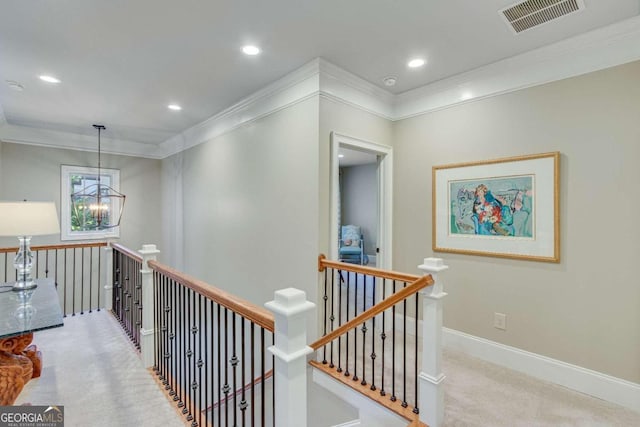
[232,312,238,427]
[391,280,397,402]
[322,267,328,364]
[218,304,223,427]
[187,289,194,422]
[380,278,387,397]
[224,308,229,427]
[168,276,174,394]
[160,274,167,389]
[89,248,93,313]
[353,272,359,382]
[250,322,255,427]
[156,272,162,381]
[153,272,158,372]
[414,291,420,414]
[138,260,141,346]
[361,273,367,386]
[63,249,68,317]
[402,282,408,408]
[345,270,350,377]
[80,247,85,314]
[45,249,49,279]
[171,278,176,396]
[206,299,213,427]
[272,334,275,427]
[198,293,203,427]
[337,268,343,373]
[179,283,186,413]
[97,246,101,311]
[371,276,377,391]
[157,273,163,383]
[72,247,76,316]
[240,318,247,425]
[260,328,265,427]
[187,289,195,423]
[330,267,335,368]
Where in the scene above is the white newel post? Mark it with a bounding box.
[102,244,113,311]
[265,288,315,427]
[139,244,160,368]
[418,257,448,427]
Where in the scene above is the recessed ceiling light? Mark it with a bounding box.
[383,76,397,87]
[39,75,61,84]
[6,80,24,91]
[242,45,261,56]
[407,58,426,68]
[460,92,473,101]
[167,104,182,111]
[338,154,345,158]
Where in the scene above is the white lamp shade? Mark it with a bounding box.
[0,201,60,236]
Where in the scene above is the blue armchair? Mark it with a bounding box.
[339,224,365,265]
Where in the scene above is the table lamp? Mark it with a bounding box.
[0,201,60,291]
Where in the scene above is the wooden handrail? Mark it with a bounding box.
[310,274,433,350]
[111,243,143,263]
[318,254,421,283]
[148,260,275,332]
[0,241,107,254]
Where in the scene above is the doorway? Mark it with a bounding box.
[330,132,393,270]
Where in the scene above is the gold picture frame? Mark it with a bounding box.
[432,152,560,262]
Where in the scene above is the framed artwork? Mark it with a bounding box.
[432,152,559,262]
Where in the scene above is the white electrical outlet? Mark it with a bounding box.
[494,312,507,330]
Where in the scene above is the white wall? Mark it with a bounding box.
[340,163,377,256]
[163,97,320,313]
[0,142,162,251]
[393,60,640,383]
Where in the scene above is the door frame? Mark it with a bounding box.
[330,132,393,270]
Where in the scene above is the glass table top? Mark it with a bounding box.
[0,278,64,340]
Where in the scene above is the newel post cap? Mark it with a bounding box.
[265,288,315,317]
[139,244,160,255]
[419,257,449,273]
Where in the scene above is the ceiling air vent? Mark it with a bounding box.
[500,0,585,34]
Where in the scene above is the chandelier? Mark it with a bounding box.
[70,124,125,229]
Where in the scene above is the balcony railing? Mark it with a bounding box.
[0,242,107,316]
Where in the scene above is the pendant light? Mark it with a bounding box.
[70,124,125,229]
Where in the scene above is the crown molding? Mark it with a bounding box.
[0,123,164,159]
[394,15,640,119]
[157,58,394,158]
[2,15,640,159]
[318,58,395,120]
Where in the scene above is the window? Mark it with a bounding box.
[61,165,122,241]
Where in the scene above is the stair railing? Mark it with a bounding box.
[111,243,143,349]
[312,255,448,427]
[0,242,108,316]
[147,255,277,427]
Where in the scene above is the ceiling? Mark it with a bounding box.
[1,0,638,146]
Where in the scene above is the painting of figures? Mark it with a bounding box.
[449,175,533,238]
[433,152,559,262]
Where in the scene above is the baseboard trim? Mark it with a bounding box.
[331,420,360,427]
[443,327,640,412]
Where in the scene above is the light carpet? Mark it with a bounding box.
[14,309,640,426]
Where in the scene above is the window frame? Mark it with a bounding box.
[60,164,122,241]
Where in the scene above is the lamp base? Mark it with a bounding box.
[12,281,37,292]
